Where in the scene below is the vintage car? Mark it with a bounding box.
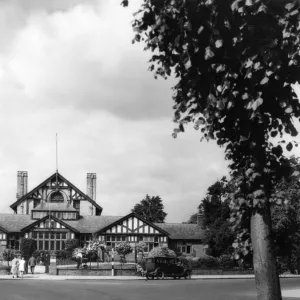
[144,256,191,280]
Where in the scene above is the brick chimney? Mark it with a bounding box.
[197,213,204,228]
[86,173,96,200]
[16,171,28,199]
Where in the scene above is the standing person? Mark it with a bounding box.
[19,257,26,278]
[11,256,19,279]
[40,253,44,266]
[76,251,83,269]
[44,254,50,273]
[28,255,36,274]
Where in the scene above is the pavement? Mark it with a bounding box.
[0,273,299,298]
[0,272,300,280]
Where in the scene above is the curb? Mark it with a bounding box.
[0,274,300,281]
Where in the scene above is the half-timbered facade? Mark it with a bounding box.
[0,171,205,256]
[96,213,169,252]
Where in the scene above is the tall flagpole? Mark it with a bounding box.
[56,133,58,185]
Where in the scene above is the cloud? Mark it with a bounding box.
[0,0,230,223]
[3,1,175,120]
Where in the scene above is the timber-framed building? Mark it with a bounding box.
[0,171,205,256]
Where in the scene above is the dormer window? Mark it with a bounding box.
[51,192,64,203]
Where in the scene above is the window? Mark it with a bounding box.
[178,244,192,254]
[34,231,68,250]
[73,200,80,210]
[51,192,64,203]
[34,200,40,208]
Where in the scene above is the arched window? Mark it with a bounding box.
[50,192,64,203]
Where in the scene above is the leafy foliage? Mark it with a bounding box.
[114,242,133,256]
[199,178,236,256]
[130,0,300,231]
[65,239,79,251]
[20,238,37,258]
[218,254,236,268]
[128,1,300,296]
[0,248,16,265]
[270,164,300,273]
[135,241,147,253]
[132,194,167,223]
[183,213,198,224]
[148,246,176,257]
[197,256,220,268]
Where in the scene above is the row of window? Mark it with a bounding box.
[104,235,167,243]
[38,240,66,251]
[32,232,67,240]
[34,231,69,251]
[32,211,77,220]
[34,220,67,229]
[177,245,192,254]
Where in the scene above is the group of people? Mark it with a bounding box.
[10,255,37,279]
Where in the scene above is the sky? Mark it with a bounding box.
[0,0,273,223]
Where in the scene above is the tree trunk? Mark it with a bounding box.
[251,207,282,300]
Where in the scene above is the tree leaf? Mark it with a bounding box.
[286,142,293,151]
[184,58,192,70]
[285,106,293,114]
[198,26,204,34]
[285,2,296,11]
[251,98,263,111]
[184,21,192,32]
[216,65,226,73]
[205,47,215,60]
[270,131,277,138]
[215,39,223,48]
[260,77,269,85]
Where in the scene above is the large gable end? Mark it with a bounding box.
[95,213,169,236]
[10,172,102,216]
[21,215,79,233]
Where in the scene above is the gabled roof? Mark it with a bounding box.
[0,214,34,232]
[64,216,124,234]
[21,215,79,233]
[154,223,205,240]
[0,225,8,233]
[94,212,170,236]
[32,202,77,212]
[10,172,102,214]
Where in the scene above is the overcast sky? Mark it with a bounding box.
[0,0,244,223]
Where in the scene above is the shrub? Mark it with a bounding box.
[32,250,49,258]
[55,250,73,259]
[0,248,16,265]
[65,239,79,251]
[197,256,220,268]
[135,241,147,254]
[115,242,133,257]
[218,254,236,269]
[177,255,200,269]
[20,238,37,258]
[148,247,176,258]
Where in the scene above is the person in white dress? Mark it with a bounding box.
[19,257,26,278]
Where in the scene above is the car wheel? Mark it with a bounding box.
[156,270,164,280]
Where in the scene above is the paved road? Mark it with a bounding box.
[0,278,299,300]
